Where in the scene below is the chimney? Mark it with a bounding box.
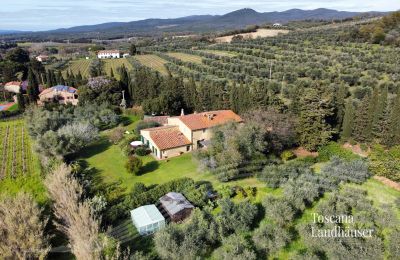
[181,108,185,116]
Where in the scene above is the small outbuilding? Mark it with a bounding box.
[130,205,165,235]
[159,192,194,222]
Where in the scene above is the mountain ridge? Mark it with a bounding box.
[0,8,388,40]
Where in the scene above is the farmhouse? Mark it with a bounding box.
[131,205,166,235]
[36,55,49,62]
[97,50,121,59]
[158,192,194,222]
[140,110,242,159]
[38,85,78,106]
[4,81,28,94]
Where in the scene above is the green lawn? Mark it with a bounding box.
[7,103,19,112]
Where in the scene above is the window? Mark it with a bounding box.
[186,145,190,151]
[203,129,206,133]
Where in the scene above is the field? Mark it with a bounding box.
[0,120,45,203]
[215,28,289,43]
[134,55,169,75]
[63,59,92,78]
[104,58,134,80]
[166,52,203,64]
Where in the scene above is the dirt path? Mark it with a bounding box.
[373,176,400,191]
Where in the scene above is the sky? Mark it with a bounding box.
[1,0,400,31]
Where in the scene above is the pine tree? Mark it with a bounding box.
[27,68,39,103]
[297,88,335,151]
[341,99,355,140]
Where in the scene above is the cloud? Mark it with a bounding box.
[1,0,399,31]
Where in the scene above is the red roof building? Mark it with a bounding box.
[140,110,242,159]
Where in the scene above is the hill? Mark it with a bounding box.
[0,8,386,41]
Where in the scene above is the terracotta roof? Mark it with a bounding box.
[174,110,242,130]
[5,81,21,87]
[145,126,191,150]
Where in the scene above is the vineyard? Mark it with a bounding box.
[104,58,134,79]
[166,52,203,64]
[63,59,92,78]
[134,54,169,75]
[0,120,35,180]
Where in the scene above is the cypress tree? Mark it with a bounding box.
[353,95,371,142]
[341,99,355,140]
[27,68,39,103]
[335,83,347,130]
[388,89,400,146]
[110,68,115,78]
[16,93,25,111]
[365,87,379,139]
[372,85,388,141]
[297,88,335,151]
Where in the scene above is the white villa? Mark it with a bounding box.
[97,50,121,59]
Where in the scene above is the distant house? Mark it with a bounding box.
[38,85,78,106]
[273,23,282,27]
[140,110,242,159]
[97,50,121,59]
[4,81,28,94]
[122,53,130,58]
[36,55,49,62]
[159,192,194,222]
[131,205,166,235]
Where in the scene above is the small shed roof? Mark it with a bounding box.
[159,192,194,216]
[131,205,165,227]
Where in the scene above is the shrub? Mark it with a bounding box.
[253,223,292,257]
[321,157,370,184]
[280,150,296,161]
[369,145,400,182]
[135,147,148,156]
[216,234,257,260]
[258,160,312,188]
[262,196,295,227]
[317,142,358,162]
[125,156,143,175]
[109,127,125,144]
[216,198,258,237]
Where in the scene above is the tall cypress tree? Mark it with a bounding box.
[27,68,39,103]
[353,95,371,142]
[341,99,355,140]
[335,83,347,130]
[388,89,400,146]
[16,93,26,111]
[297,88,335,151]
[372,85,388,141]
[365,87,379,139]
